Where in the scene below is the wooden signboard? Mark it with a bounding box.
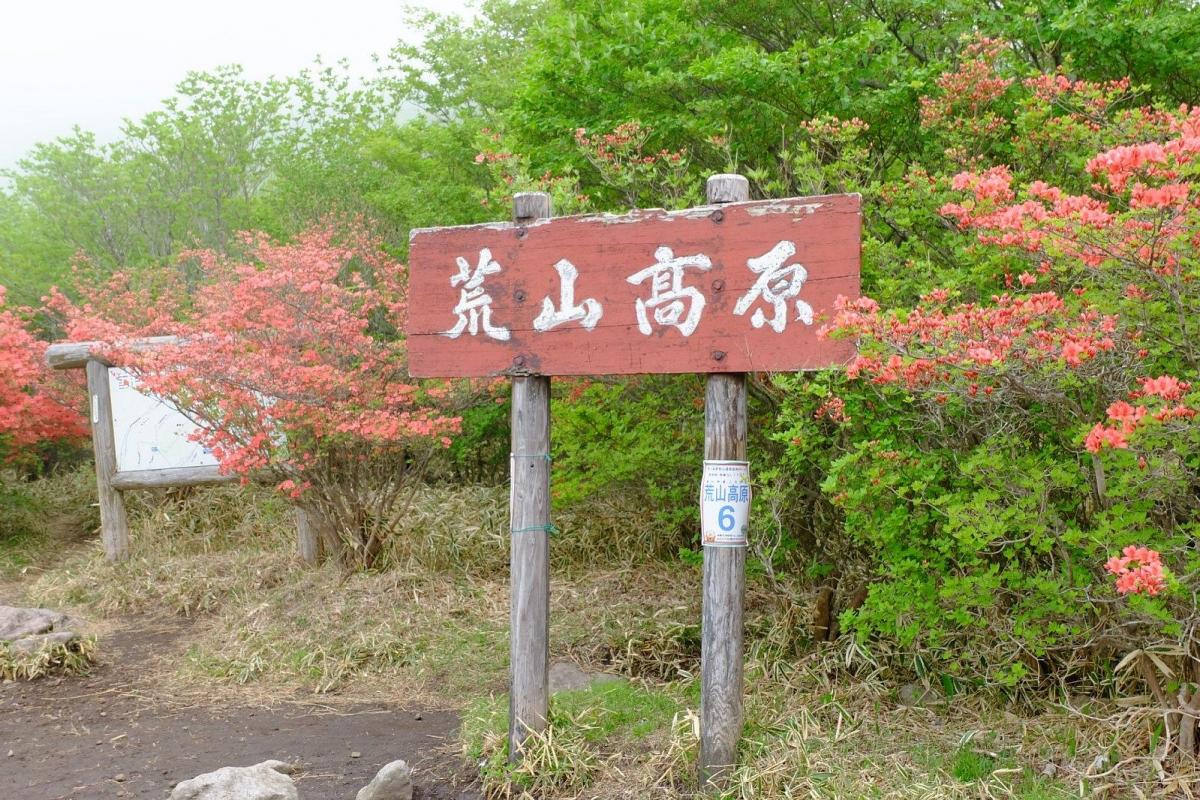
[407,194,860,377]
[410,179,861,790]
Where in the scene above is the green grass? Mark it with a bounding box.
[464,680,682,754]
[950,747,997,781]
[0,466,97,577]
[463,680,683,798]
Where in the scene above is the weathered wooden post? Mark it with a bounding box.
[508,191,553,758]
[85,357,131,561]
[699,174,750,786]
[295,506,323,565]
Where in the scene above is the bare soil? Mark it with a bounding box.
[1,621,478,800]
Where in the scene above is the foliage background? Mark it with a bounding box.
[4,0,1200,695]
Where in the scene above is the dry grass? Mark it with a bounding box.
[473,713,603,799]
[24,481,299,616]
[0,635,97,681]
[463,680,682,799]
[181,568,511,701]
[6,478,1182,798]
[380,484,684,574]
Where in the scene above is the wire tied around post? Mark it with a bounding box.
[509,452,555,534]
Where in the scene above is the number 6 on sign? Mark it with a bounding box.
[718,505,736,532]
[700,460,751,547]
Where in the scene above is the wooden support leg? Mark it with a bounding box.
[700,174,750,787]
[509,375,552,758]
[85,359,130,562]
[700,373,748,785]
[509,192,553,760]
[296,505,323,565]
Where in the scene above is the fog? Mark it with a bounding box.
[0,0,473,169]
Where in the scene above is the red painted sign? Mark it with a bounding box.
[406,194,861,377]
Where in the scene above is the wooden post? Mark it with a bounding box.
[508,192,553,760]
[295,506,323,565]
[85,358,131,562]
[699,173,750,786]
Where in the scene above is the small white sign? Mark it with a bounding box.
[700,460,751,547]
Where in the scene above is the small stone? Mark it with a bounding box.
[356,760,412,800]
[6,750,13,757]
[548,661,621,693]
[413,714,422,721]
[897,681,943,707]
[114,773,127,782]
[351,751,362,759]
[1041,763,1058,778]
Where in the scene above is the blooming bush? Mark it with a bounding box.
[754,42,1200,689]
[50,224,461,568]
[573,121,695,209]
[0,287,85,462]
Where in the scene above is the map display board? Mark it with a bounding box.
[107,368,219,474]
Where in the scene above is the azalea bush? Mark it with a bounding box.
[457,40,1200,695]
[0,287,85,463]
[463,46,1200,692]
[50,224,461,569]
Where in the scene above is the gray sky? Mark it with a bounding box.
[0,0,475,170]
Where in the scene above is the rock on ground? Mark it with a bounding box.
[168,760,299,800]
[356,760,413,800]
[0,605,79,656]
[0,606,67,640]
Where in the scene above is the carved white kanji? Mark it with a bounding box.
[733,240,813,332]
[444,248,510,341]
[626,246,712,337]
[533,259,602,331]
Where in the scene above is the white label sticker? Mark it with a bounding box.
[700,460,751,547]
[91,393,99,425]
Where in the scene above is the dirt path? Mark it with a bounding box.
[1,621,476,799]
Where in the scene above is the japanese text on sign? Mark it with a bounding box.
[701,460,751,547]
[406,195,861,378]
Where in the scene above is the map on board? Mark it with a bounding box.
[107,367,219,474]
